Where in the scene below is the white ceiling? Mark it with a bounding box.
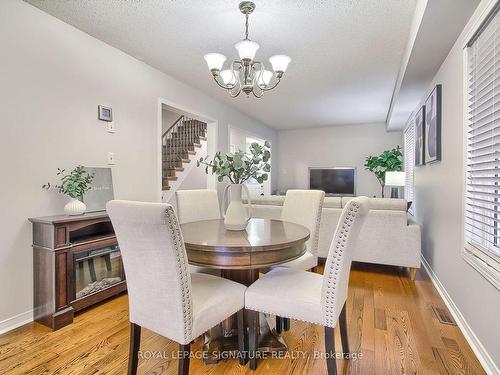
[387,0,480,130]
[26,0,417,130]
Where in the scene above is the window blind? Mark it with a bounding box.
[404,118,415,214]
[465,5,500,286]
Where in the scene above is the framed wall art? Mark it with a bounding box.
[415,106,425,166]
[424,84,442,163]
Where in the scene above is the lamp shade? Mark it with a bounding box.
[220,69,237,85]
[204,53,226,71]
[234,40,259,60]
[257,70,273,86]
[385,171,405,186]
[269,55,291,73]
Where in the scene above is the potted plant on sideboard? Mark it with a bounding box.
[364,145,402,198]
[197,141,271,230]
[43,165,95,215]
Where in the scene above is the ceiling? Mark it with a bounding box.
[26,0,417,130]
[387,0,480,130]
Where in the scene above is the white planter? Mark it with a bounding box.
[64,198,86,216]
[223,184,252,231]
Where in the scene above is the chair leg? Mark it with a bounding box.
[237,309,246,365]
[324,326,337,375]
[178,343,191,375]
[275,316,282,334]
[248,309,258,371]
[128,323,141,375]
[339,303,350,357]
[283,317,290,331]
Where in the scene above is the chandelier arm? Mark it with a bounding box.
[259,77,282,91]
[230,87,243,98]
[251,88,264,98]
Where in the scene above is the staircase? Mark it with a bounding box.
[162,115,207,191]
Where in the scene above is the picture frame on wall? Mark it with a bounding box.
[82,167,114,212]
[415,106,425,166]
[424,84,442,163]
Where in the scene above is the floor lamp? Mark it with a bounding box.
[385,171,405,198]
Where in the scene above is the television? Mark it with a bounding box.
[309,167,356,196]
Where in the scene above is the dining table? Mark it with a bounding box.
[180,217,310,364]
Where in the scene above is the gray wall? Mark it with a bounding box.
[0,0,277,326]
[277,123,402,197]
[412,0,500,368]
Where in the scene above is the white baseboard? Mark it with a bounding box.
[0,309,33,335]
[421,255,500,375]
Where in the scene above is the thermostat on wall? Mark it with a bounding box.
[98,105,112,122]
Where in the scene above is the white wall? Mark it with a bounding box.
[0,0,277,327]
[411,0,500,369]
[277,123,402,197]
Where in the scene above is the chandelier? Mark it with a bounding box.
[203,1,291,98]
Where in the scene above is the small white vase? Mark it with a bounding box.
[223,184,252,231]
[64,198,86,216]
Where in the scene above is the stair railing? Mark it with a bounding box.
[161,115,208,190]
[162,115,184,170]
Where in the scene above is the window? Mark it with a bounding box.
[464,5,500,289]
[404,117,415,214]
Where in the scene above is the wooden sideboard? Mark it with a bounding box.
[29,212,127,330]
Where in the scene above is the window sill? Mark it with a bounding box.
[463,249,500,291]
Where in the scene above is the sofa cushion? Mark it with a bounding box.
[341,197,406,211]
[323,197,342,208]
[247,195,286,206]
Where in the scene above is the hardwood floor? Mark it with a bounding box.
[0,263,485,374]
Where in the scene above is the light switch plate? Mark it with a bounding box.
[107,152,115,165]
[107,122,115,133]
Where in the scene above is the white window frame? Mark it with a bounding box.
[462,0,500,290]
[403,116,415,215]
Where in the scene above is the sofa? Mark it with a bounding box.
[246,195,421,274]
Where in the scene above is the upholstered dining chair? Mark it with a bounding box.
[272,189,324,332]
[107,200,246,375]
[176,189,222,276]
[274,189,325,271]
[245,197,370,375]
[176,189,221,224]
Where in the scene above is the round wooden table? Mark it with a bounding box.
[181,218,310,363]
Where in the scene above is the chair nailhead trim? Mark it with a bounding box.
[323,200,361,326]
[165,206,193,342]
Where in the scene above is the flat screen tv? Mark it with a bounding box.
[309,167,356,196]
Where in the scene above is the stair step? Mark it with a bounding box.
[175,167,185,172]
[167,176,178,181]
[188,151,196,155]
[162,185,171,191]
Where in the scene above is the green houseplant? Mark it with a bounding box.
[43,165,94,215]
[197,141,271,230]
[364,145,402,198]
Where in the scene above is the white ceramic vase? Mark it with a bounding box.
[223,184,252,230]
[64,198,86,216]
